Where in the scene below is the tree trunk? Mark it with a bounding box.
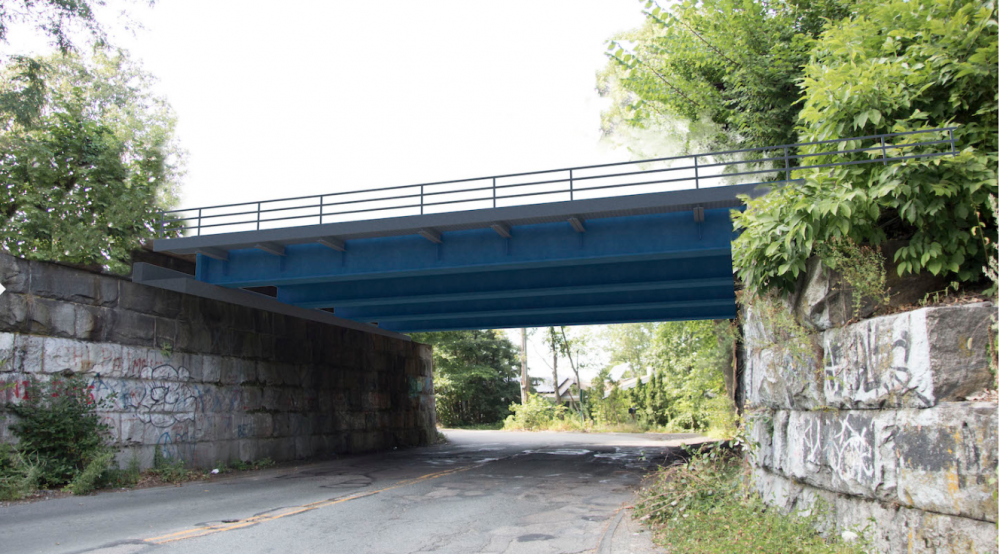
[520,328,529,404]
[560,327,586,424]
[550,327,561,406]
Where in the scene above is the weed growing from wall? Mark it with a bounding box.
[820,237,889,320]
[741,291,818,367]
[981,194,998,381]
[634,446,870,553]
[102,453,141,489]
[151,444,191,483]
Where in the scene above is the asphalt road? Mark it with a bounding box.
[0,430,708,554]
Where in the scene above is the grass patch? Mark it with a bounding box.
[635,449,869,554]
[444,422,505,430]
[211,457,276,474]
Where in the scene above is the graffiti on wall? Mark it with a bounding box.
[799,415,823,472]
[88,361,244,458]
[823,320,933,407]
[827,413,876,489]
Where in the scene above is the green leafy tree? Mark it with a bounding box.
[600,323,657,378]
[649,320,728,430]
[411,330,521,427]
[599,0,848,152]
[732,0,998,293]
[0,0,152,54]
[0,49,183,272]
[0,0,154,129]
[590,366,629,425]
[599,320,730,431]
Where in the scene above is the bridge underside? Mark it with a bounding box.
[152,187,752,333]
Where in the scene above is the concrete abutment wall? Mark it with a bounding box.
[0,252,436,468]
[743,298,998,553]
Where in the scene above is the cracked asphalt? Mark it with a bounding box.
[0,430,709,554]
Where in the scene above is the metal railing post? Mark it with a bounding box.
[693,155,699,189]
[420,185,424,214]
[158,211,164,238]
[783,146,790,183]
[257,202,261,230]
[318,196,324,225]
[569,169,574,201]
[492,177,496,208]
[197,208,202,236]
[880,135,888,165]
[949,128,956,156]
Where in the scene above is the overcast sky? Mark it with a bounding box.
[8,0,650,381]
[102,1,648,211]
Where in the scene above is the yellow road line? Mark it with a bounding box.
[144,465,477,545]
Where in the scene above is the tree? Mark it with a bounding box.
[0,49,183,273]
[0,0,154,134]
[0,0,152,54]
[601,323,657,377]
[591,368,629,426]
[519,328,530,403]
[602,0,997,294]
[599,0,848,153]
[558,326,587,422]
[732,0,998,294]
[648,320,728,430]
[410,330,521,427]
[544,326,562,405]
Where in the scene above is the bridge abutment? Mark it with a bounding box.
[0,252,436,469]
[742,283,997,552]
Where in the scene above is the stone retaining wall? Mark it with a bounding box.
[0,253,436,468]
[743,301,998,553]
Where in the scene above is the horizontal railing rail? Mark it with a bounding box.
[156,128,957,238]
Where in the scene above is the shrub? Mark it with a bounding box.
[820,237,890,318]
[151,444,191,484]
[67,449,115,495]
[635,448,870,553]
[0,444,42,501]
[702,395,739,439]
[503,394,567,431]
[223,457,276,472]
[103,452,141,489]
[732,0,997,296]
[8,375,115,487]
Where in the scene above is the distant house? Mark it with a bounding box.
[603,373,649,398]
[536,376,590,405]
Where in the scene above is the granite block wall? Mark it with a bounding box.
[0,252,436,468]
[743,302,998,553]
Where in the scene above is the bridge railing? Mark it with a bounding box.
[156,128,956,238]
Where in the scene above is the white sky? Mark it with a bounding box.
[7,0,651,381]
[104,0,647,210]
[502,327,625,385]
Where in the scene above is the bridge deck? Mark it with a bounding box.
[152,185,760,332]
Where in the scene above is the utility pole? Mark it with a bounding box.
[520,328,529,404]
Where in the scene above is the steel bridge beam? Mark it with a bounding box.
[195,209,733,289]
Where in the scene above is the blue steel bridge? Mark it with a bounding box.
[141,129,955,338]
